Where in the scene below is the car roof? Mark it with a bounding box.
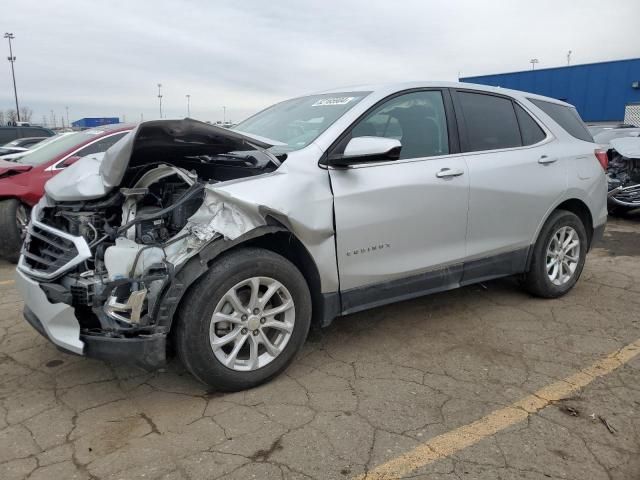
[315,81,572,107]
[0,125,53,130]
[81,123,135,133]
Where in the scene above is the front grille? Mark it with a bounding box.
[19,220,91,281]
[22,225,80,274]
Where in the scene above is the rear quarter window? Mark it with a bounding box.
[514,104,546,145]
[529,99,593,142]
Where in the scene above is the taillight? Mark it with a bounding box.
[595,149,608,170]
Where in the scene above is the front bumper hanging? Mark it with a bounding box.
[16,268,166,369]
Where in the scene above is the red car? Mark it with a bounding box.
[0,124,133,262]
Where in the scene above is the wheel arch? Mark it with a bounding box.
[155,223,337,336]
[553,198,594,246]
[527,197,594,271]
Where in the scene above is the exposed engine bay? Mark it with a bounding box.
[19,119,282,345]
[607,136,640,209]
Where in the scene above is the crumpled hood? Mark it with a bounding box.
[0,158,32,178]
[45,153,107,201]
[100,118,274,188]
[611,136,640,159]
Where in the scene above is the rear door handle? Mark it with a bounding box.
[436,168,464,178]
[538,155,558,164]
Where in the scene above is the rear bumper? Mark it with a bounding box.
[16,268,166,369]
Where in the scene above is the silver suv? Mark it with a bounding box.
[16,82,607,390]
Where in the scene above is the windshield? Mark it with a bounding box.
[16,131,102,166]
[27,134,69,150]
[3,139,25,147]
[233,91,369,152]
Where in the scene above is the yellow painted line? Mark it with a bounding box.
[356,338,640,480]
[0,279,14,285]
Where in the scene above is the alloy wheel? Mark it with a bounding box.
[209,276,295,371]
[546,226,581,286]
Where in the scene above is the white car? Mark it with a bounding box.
[0,132,75,161]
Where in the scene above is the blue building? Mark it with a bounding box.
[71,117,120,129]
[460,58,640,122]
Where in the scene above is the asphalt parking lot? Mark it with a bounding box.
[0,216,639,480]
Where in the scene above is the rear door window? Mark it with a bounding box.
[0,128,17,144]
[24,128,49,137]
[457,91,521,152]
[529,99,593,142]
[514,104,546,145]
[74,132,129,157]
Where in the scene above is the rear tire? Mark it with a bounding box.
[523,210,588,298]
[0,199,28,263]
[175,247,312,391]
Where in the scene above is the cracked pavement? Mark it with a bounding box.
[1,216,639,479]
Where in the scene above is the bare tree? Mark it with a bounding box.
[0,110,4,125]
[19,106,33,122]
[6,109,17,123]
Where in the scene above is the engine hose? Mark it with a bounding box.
[115,182,205,237]
[128,233,191,278]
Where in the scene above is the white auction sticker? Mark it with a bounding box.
[311,97,355,107]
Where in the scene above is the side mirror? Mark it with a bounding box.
[60,155,82,168]
[331,136,402,167]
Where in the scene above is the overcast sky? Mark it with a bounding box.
[2,0,639,126]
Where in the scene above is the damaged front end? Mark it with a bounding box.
[16,119,282,368]
[607,136,640,210]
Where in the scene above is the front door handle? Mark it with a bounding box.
[538,155,558,164]
[436,168,464,178]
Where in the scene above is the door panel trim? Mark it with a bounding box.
[340,263,463,315]
[338,247,530,315]
[460,246,529,286]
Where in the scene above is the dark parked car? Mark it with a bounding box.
[0,137,47,157]
[0,126,55,144]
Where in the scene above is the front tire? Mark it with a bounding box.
[523,210,588,298]
[0,199,29,263]
[175,247,312,391]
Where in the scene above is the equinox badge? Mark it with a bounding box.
[346,243,391,256]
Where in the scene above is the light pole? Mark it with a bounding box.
[567,50,572,66]
[157,83,163,119]
[50,110,56,129]
[65,106,70,128]
[530,58,539,70]
[223,106,226,124]
[4,33,20,122]
[186,94,191,117]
